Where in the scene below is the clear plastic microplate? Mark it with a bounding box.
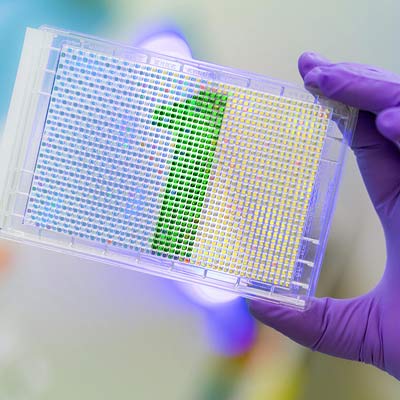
[0,27,358,308]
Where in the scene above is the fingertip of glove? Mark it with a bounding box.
[376,107,400,142]
[298,51,331,79]
[247,299,274,322]
[247,299,297,325]
[303,66,324,89]
[247,299,264,316]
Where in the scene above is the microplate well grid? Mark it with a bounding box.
[0,27,358,308]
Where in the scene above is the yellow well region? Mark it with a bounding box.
[191,84,329,288]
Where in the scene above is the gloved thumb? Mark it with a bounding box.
[248,295,381,365]
[376,107,400,143]
[249,298,330,349]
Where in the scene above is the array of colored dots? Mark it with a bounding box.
[25,45,203,253]
[191,88,329,287]
[25,44,330,290]
[151,91,227,258]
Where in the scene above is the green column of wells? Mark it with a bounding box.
[151,90,228,258]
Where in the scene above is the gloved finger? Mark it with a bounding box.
[248,294,384,368]
[302,61,400,113]
[297,55,400,220]
[133,24,192,59]
[350,111,400,223]
[376,107,400,143]
[298,52,331,79]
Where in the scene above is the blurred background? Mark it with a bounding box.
[0,0,399,398]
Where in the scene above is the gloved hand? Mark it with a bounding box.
[250,52,400,380]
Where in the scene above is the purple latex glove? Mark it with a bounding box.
[250,52,400,380]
